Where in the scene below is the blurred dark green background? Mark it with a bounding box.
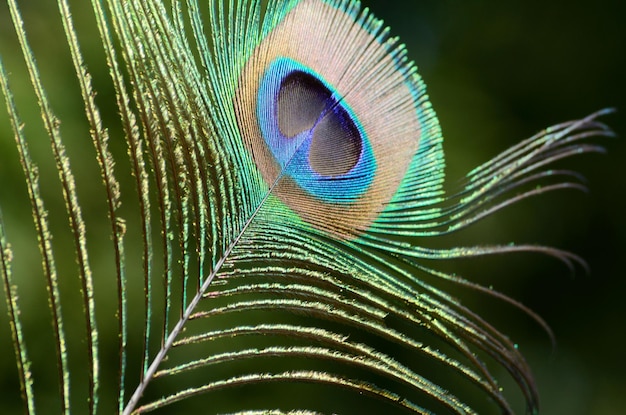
[0,0,624,414]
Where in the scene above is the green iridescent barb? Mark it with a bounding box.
[0,0,613,414]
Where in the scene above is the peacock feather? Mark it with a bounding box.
[0,0,613,414]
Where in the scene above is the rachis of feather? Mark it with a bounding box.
[0,0,613,414]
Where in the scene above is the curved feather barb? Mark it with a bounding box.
[0,0,613,414]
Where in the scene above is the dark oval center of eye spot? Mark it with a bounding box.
[309,106,362,177]
[277,71,331,138]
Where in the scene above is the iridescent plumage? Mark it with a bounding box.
[0,0,612,414]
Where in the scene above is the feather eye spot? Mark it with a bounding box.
[257,57,375,201]
[234,0,426,236]
[277,70,363,176]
